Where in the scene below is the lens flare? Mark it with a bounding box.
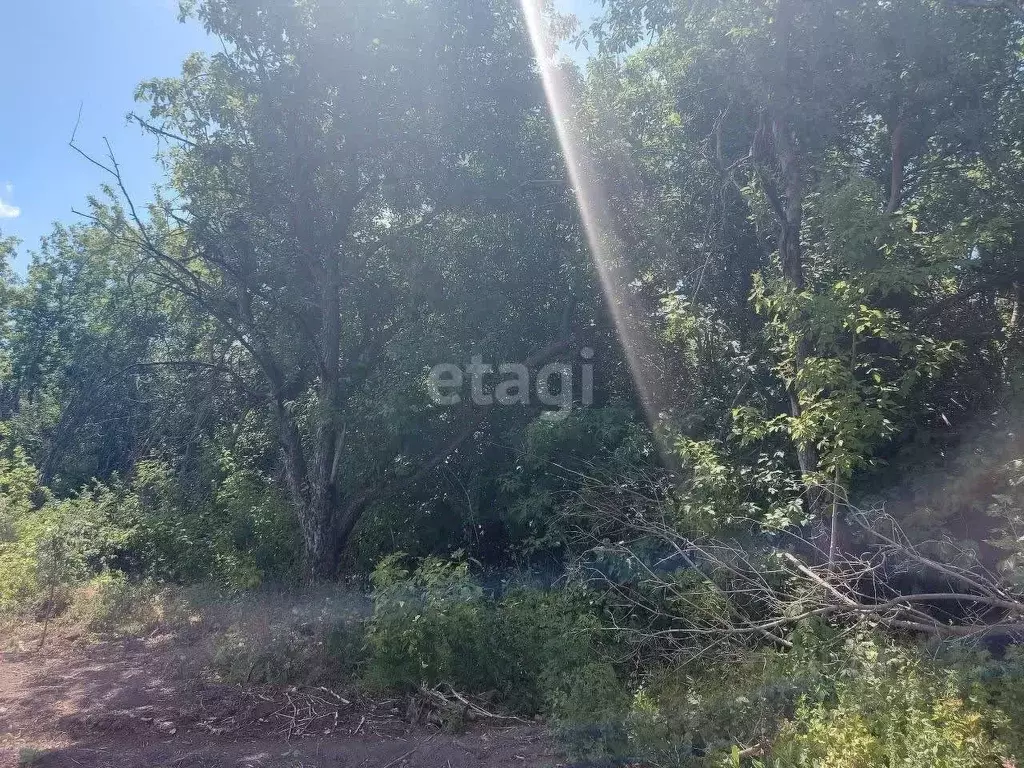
[518,0,665,433]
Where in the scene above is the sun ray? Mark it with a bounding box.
[519,0,666,436]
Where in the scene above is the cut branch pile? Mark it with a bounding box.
[193,686,353,740]
[568,481,1024,662]
[409,684,530,727]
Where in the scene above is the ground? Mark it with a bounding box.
[0,631,562,768]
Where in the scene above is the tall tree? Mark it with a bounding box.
[81,0,579,579]
[593,0,1023,538]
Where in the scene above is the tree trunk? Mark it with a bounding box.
[772,114,826,522]
[277,338,571,582]
[304,493,339,582]
[275,404,339,581]
[886,118,907,215]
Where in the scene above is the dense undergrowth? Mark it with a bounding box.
[5,521,1024,767]
[5,411,1024,766]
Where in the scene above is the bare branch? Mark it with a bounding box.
[562,471,1024,664]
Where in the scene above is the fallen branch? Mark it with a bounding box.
[415,684,532,726]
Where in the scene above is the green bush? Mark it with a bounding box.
[112,459,257,586]
[550,661,632,760]
[209,591,367,686]
[492,587,613,715]
[606,643,824,767]
[724,638,1024,768]
[363,554,619,717]
[69,572,162,635]
[364,553,491,693]
[965,644,1024,757]
[213,455,302,586]
[111,458,301,588]
[0,454,304,621]
[766,641,1013,767]
[571,634,1024,768]
[0,484,124,617]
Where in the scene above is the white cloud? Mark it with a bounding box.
[0,182,20,219]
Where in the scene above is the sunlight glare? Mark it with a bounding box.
[518,0,665,433]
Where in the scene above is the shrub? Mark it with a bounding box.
[111,458,301,588]
[0,487,122,618]
[966,643,1024,758]
[364,553,490,693]
[363,554,619,717]
[208,587,368,686]
[579,635,1024,768]
[765,639,1016,768]
[550,661,631,761]
[0,456,303,622]
[492,587,611,714]
[213,456,301,586]
[604,645,822,767]
[69,572,161,635]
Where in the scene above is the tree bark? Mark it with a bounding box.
[771,115,826,520]
[886,117,907,215]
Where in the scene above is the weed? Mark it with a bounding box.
[17,747,45,767]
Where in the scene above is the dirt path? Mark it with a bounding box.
[0,634,562,768]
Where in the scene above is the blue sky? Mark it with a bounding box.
[0,0,597,266]
[0,1,211,263]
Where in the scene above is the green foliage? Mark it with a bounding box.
[600,638,832,767]
[105,457,299,588]
[767,640,1016,768]
[99,457,299,588]
[0,443,43,528]
[666,434,805,530]
[0,455,120,616]
[365,554,615,716]
[0,454,300,617]
[548,634,1024,768]
[214,455,301,586]
[498,407,657,556]
[494,588,615,716]
[364,553,488,692]
[967,644,1024,756]
[550,661,632,760]
[747,181,960,485]
[69,572,162,636]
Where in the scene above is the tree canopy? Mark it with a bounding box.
[4,0,1024,761]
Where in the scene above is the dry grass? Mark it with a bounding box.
[2,581,372,691]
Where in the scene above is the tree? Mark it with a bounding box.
[591,0,1024,544]
[77,0,582,579]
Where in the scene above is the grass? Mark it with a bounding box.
[17,747,45,766]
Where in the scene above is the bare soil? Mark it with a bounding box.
[0,631,562,768]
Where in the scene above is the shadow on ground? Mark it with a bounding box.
[0,633,559,768]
